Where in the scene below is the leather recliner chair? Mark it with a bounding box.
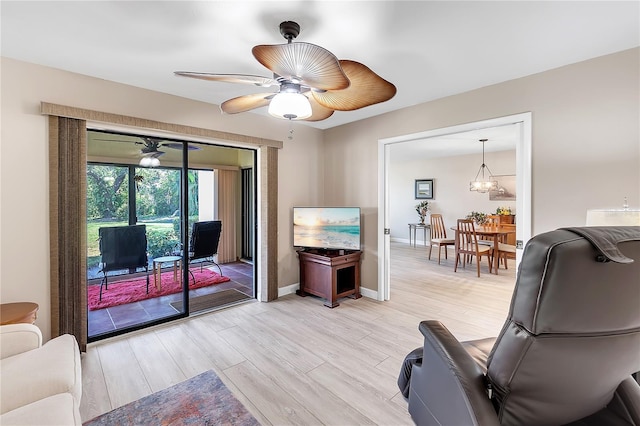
[399,226,640,425]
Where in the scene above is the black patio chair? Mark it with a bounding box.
[98,224,149,301]
[186,220,223,282]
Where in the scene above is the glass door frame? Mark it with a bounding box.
[86,148,190,342]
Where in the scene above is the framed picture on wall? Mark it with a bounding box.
[489,175,516,201]
[415,179,434,199]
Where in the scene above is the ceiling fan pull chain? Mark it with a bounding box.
[288,121,294,140]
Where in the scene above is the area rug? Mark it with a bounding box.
[88,270,230,311]
[83,370,259,426]
[171,289,252,312]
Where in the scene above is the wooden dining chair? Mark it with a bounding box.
[428,214,455,264]
[454,219,493,277]
[477,215,498,247]
[496,242,516,270]
[487,215,515,269]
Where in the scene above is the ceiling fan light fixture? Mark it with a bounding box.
[469,139,498,193]
[139,156,160,167]
[268,92,312,120]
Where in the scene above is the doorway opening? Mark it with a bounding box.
[378,113,532,300]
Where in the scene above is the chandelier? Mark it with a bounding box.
[469,139,498,193]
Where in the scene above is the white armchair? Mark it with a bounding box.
[0,323,42,359]
[0,324,82,425]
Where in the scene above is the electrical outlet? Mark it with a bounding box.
[516,240,523,249]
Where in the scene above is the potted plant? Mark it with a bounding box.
[415,201,429,224]
[466,211,488,225]
[496,206,515,224]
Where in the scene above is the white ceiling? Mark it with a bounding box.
[390,123,519,161]
[2,1,638,132]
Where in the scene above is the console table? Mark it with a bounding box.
[408,223,430,247]
[296,249,362,308]
[0,302,39,325]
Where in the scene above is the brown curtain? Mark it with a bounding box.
[49,116,87,351]
[260,146,279,301]
[217,169,238,263]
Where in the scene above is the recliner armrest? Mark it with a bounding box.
[612,377,640,424]
[565,377,640,425]
[0,323,42,359]
[593,377,640,425]
[408,320,499,426]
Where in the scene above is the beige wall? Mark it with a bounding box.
[325,48,639,291]
[389,150,517,241]
[1,47,638,338]
[0,57,324,339]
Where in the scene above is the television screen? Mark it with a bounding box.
[293,207,361,251]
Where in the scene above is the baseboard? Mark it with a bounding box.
[391,237,430,246]
[359,286,377,299]
[278,282,378,300]
[278,283,299,297]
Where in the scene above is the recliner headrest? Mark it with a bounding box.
[509,226,640,334]
[561,226,640,263]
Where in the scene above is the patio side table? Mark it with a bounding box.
[152,256,182,290]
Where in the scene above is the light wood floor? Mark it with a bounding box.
[80,242,516,424]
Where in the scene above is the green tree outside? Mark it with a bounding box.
[86,164,200,273]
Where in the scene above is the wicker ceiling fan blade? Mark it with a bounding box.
[312,60,397,111]
[220,93,274,114]
[174,72,277,87]
[252,42,349,91]
[301,94,335,121]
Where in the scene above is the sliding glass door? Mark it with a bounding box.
[184,146,255,315]
[86,130,256,342]
[86,159,188,340]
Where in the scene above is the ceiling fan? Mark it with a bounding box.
[93,135,201,167]
[174,21,397,121]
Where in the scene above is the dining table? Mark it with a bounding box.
[451,225,516,275]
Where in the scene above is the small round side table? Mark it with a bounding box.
[0,302,39,325]
[408,223,430,247]
[152,255,183,290]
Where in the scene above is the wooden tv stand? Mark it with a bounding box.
[296,249,362,308]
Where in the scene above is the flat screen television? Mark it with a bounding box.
[293,207,361,251]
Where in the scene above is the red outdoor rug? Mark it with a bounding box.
[88,269,230,311]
